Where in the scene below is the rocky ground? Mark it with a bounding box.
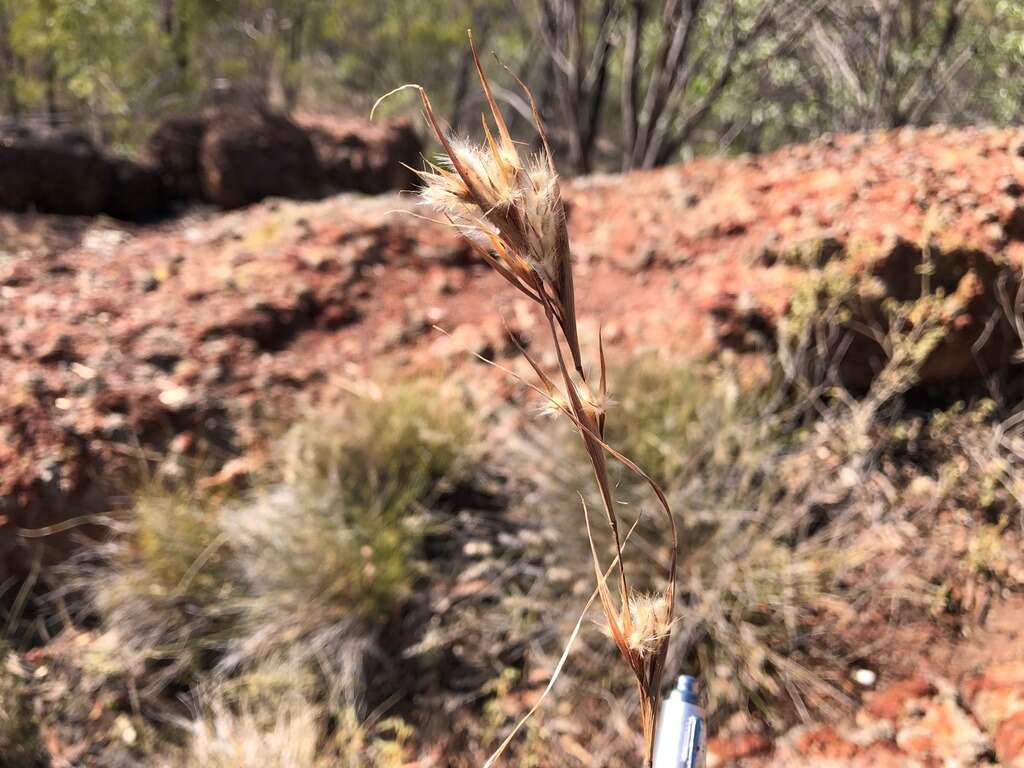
[4,124,1024,764]
[708,596,1024,766]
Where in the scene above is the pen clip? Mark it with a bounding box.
[683,715,703,767]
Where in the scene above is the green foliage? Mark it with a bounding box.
[29,341,1024,763]
[283,380,473,515]
[522,346,969,726]
[69,378,476,730]
[604,356,772,500]
[601,359,861,719]
[0,0,515,147]
[964,516,1011,579]
[130,489,233,600]
[683,515,862,722]
[47,379,479,763]
[327,2,474,104]
[602,361,707,487]
[3,0,172,146]
[4,0,1024,161]
[721,1,1024,152]
[46,1,163,109]
[777,263,858,366]
[951,1,1024,126]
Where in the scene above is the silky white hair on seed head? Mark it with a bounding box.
[417,133,567,295]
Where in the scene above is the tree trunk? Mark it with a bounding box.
[0,0,21,116]
[620,0,645,171]
[282,10,306,111]
[45,51,58,127]
[162,0,189,80]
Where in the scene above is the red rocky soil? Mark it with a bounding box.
[4,126,1024,763]
[707,597,1024,766]
[5,125,1024,567]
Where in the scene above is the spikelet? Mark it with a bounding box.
[537,378,612,422]
[621,592,674,658]
[417,127,567,294]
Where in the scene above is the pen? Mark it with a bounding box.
[652,675,706,768]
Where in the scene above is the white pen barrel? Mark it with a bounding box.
[652,676,706,768]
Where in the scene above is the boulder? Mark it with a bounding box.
[144,115,208,201]
[0,127,112,215]
[199,107,321,208]
[106,157,167,221]
[297,114,421,194]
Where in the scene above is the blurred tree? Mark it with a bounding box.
[321,1,512,118]
[942,0,1024,124]
[47,0,167,138]
[617,0,821,169]
[714,0,1024,153]
[805,0,974,130]
[530,0,822,172]
[533,0,615,173]
[2,0,171,142]
[1,0,1023,164]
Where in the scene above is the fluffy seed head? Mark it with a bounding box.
[620,592,673,658]
[418,141,566,291]
[538,379,612,421]
[401,34,580,370]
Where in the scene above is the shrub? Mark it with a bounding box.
[221,381,477,707]
[518,355,881,727]
[167,687,414,768]
[69,488,237,695]
[678,517,863,723]
[281,380,474,514]
[615,362,864,720]
[55,379,480,763]
[603,355,775,502]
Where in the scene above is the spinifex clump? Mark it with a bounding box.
[378,32,682,765]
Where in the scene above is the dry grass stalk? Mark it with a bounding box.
[381,31,681,766]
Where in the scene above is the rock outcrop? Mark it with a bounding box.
[106,157,167,221]
[0,127,113,215]
[297,113,422,194]
[199,108,322,208]
[0,127,167,221]
[144,115,207,201]
[707,659,1024,767]
[0,111,424,219]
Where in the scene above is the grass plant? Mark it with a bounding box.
[221,381,475,708]
[386,32,681,765]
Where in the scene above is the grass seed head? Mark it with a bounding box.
[408,34,581,369]
[418,136,568,299]
[622,592,674,659]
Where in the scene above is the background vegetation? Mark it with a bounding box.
[5,283,1022,764]
[2,0,1024,161]
[3,2,1024,765]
